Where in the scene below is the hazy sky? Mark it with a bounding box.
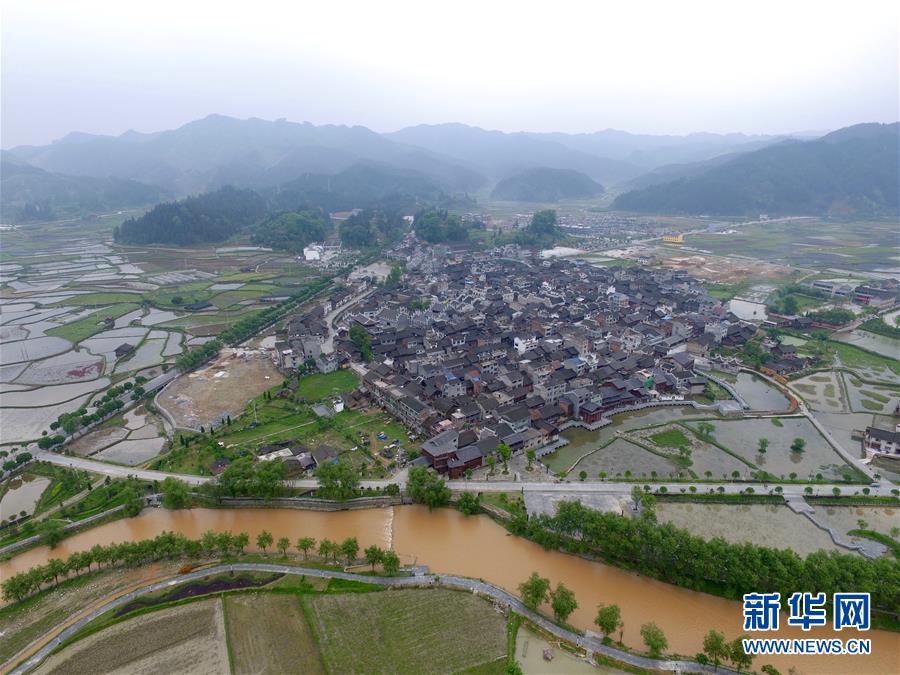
[3,0,898,147]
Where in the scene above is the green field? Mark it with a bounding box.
[296,371,360,401]
[51,292,143,306]
[649,428,691,449]
[831,341,900,377]
[686,219,899,271]
[304,588,507,674]
[45,303,141,342]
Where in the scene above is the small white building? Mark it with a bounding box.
[303,244,324,262]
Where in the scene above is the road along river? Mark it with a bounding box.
[2,506,897,674]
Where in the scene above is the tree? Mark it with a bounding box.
[487,455,496,475]
[790,438,806,454]
[41,520,65,548]
[730,636,753,671]
[518,572,550,611]
[316,461,361,501]
[364,545,384,570]
[46,558,66,586]
[497,443,512,473]
[234,532,249,554]
[757,438,769,454]
[525,209,560,245]
[297,537,316,559]
[277,536,290,556]
[381,550,401,575]
[702,629,728,670]
[406,466,451,509]
[594,604,623,640]
[217,531,234,556]
[781,295,799,315]
[457,491,481,516]
[319,538,339,563]
[121,485,143,517]
[640,622,668,658]
[160,477,190,509]
[696,422,715,439]
[526,449,536,469]
[340,537,359,563]
[349,325,374,362]
[201,529,219,555]
[256,530,273,554]
[550,582,578,623]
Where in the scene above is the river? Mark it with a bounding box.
[1,506,897,674]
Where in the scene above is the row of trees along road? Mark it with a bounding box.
[1,528,405,604]
[517,571,757,670]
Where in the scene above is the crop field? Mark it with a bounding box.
[542,406,713,473]
[841,373,900,414]
[225,594,324,675]
[305,588,507,675]
[684,418,864,482]
[656,503,842,556]
[813,506,900,539]
[683,219,899,272]
[568,437,676,478]
[793,372,848,413]
[34,598,229,675]
[0,219,332,446]
[830,341,900,381]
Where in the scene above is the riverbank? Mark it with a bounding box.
[1,506,897,674]
[5,560,723,675]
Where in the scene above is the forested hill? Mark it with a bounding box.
[1,152,165,223]
[268,162,453,213]
[490,167,604,202]
[114,186,266,245]
[613,123,900,216]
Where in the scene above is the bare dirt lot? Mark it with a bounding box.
[225,593,324,675]
[659,250,790,283]
[34,598,228,675]
[158,347,283,429]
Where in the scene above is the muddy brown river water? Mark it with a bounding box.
[1,506,897,674]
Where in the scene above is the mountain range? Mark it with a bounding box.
[613,123,899,216]
[2,115,896,221]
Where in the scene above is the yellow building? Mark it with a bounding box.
[662,233,684,244]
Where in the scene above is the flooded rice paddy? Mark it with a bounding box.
[0,474,50,521]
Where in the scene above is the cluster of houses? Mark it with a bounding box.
[810,279,900,308]
[253,443,340,473]
[306,245,761,475]
[863,423,900,460]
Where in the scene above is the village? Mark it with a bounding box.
[261,234,899,485]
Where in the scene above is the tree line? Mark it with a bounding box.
[507,499,899,614]
[518,570,756,669]
[1,529,405,604]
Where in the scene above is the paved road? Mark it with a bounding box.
[322,287,376,353]
[30,449,892,496]
[8,563,735,675]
